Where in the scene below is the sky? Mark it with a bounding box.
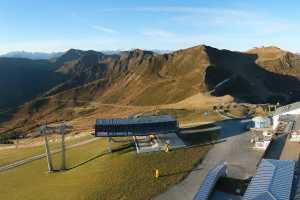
[1,0,300,54]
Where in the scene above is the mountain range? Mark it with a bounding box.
[1,44,300,134]
[0,50,171,60]
[0,51,64,60]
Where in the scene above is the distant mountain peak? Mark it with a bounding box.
[53,49,86,65]
[65,48,83,53]
[0,51,63,60]
[247,46,288,54]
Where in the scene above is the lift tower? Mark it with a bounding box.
[42,123,53,172]
[60,122,66,170]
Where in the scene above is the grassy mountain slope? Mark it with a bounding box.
[0,58,65,110]
[204,46,300,103]
[2,44,300,135]
[248,46,300,75]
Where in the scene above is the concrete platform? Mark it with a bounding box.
[135,136,161,154]
[157,133,186,149]
[135,133,186,154]
[280,139,300,160]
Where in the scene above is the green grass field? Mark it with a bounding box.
[0,138,211,200]
[0,134,94,166]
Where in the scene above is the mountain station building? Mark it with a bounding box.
[94,115,185,153]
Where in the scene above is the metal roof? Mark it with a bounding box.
[96,115,176,126]
[292,157,300,200]
[193,163,227,200]
[243,159,295,200]
[274,101,300,116]
[252,116,265,121]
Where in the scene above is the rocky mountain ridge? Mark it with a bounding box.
[2,44,300,134]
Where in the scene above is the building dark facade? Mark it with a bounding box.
[95,115,178,137]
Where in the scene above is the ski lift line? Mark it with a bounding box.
[54,100,152,109]
[205,77,233,94]
[0,120,71,136]
[215,78,231,88]
[1,98,149,115]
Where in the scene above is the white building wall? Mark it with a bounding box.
[290,134,300,142]
[254,141,270,150]
[253,117,271,129]
[273,115,280,130]
[272,107,300,130]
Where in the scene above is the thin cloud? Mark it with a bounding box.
[100,6,247,16]
[100,6,299,37]
[91,25,118,34]
[0,37,122,53]
[142,29,176,38]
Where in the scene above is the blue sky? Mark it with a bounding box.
[1,0,300,53]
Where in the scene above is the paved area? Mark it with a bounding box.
[280,115,300,160]
[154,119,264,200]
[280,138,300,160]
[263,134,287,160]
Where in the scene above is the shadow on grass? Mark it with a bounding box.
[66,143,134,171]
[184,139,226,149]
[67,152,108,170]
[113,143,135,155]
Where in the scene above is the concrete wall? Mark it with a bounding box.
[273,108,300,130]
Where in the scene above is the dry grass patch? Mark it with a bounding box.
[0,138,211,200]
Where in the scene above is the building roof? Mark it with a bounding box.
[292,157,300,200]
[243,159,295,200]
[96,115,176,126]
[252,116,265,121]
[252,116,270,122]
[193,163,227,200]
[274,101,300,116]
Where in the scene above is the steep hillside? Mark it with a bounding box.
[0,58,66,110]
[247,46,300,75]
[0,49,92,111]
[49,46,210,105]
[204,46,300,103]
[99,46,210,105]
[51,45,300,105]
[53,49,86,68]
[3,44,300,135]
